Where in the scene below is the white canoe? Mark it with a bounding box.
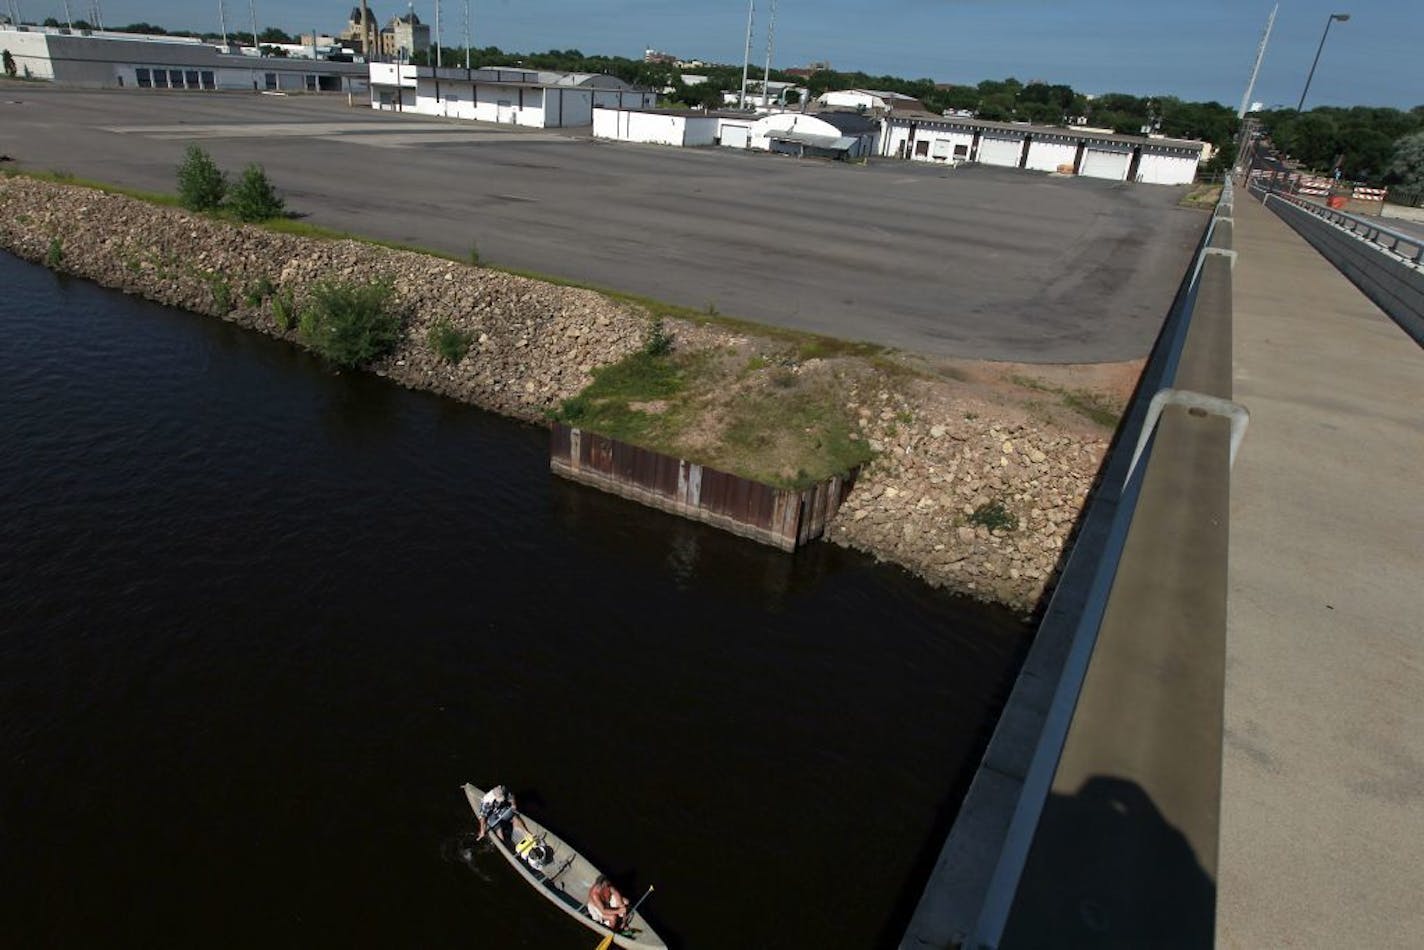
[462,784,667,950]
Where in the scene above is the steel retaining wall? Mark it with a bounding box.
[549,423,855,551]
[1254,187,1424,347]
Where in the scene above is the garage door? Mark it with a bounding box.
[977,134,1024,167]
[1081,146,1131,181]
[721,125,749,149]
[1136,150,1197,185]
[1024,139,1077,172]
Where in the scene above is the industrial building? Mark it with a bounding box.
[592,101,1201,182]
[593,106,877,160]
[879,113,1204,185]
[742,110,879,159]
[817,88,927,114]
[0,24,368,93]
[369,63,657,127]
[592,108,721,147]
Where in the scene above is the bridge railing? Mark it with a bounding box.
[1251,181,1424,347]
[900,183,1239,949]
[1252,185,1424,268]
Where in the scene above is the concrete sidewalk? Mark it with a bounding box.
[1220,197,1424,947]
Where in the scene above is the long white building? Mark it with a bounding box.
[0,24,367,93]
[369,63,656,128]
[880,113,1204,185]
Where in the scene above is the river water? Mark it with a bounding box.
[0,252,1031,949]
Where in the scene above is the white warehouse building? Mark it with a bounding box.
[592,107,721,147]
[880,113,1204,185]
[0,24,367,93]
[817,88,926,113]
[593,106,878,160]
[369,63,656,127]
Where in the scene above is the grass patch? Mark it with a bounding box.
[720,379,875,489]
[1179,183,1223,209]
[4,168,182,206]
[968,500,1019,533]
[271,288,296,331]
[556,351,688,446]
[209,274,232,313]
[556,348,872,490]
[428,319,473,364]
[44,236,63,269]
[244,275,276,307]
[643,318,673,357]
[1011,374,1121,429]
[1062,389,1120,428]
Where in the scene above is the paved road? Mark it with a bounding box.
[1220,196,1424,948]
[0,85,1206,362]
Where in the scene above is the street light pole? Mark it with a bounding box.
[1296,12,1349,112]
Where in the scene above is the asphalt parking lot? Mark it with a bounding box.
[0,85,1208,362]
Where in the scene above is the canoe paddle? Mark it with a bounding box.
[593,885,654,950]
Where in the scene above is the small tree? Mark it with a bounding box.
[297,280,402,368]
[1387,131,1424,189]
[228,163,285,221]
[2,50,17,79]
[176,145,226,212]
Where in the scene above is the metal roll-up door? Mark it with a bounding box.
[977,134,1023,167]
[1080,145,1131,180]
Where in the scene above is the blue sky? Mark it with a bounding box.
[55,1,1424,107]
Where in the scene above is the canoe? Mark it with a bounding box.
[462,784,667,950]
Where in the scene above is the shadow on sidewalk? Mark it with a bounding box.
[1002,775,1215,949]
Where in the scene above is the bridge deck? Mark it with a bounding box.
[1221,196,1424,947]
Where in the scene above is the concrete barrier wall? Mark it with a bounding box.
[898,190,1235,950]
[1264,194,1424,347]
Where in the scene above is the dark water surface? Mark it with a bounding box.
[0,253,1030,949]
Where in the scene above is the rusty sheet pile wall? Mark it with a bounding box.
[550,423,856,551]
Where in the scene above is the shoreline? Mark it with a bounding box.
[0,174,1119,612]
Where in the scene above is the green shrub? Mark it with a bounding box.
[176,145,226,212]
[643,318,673,357]
[210,276,232,313]
[244,275,276,307]
[297,279,401,368]
[468,241,481,266]
[44,237,63,270]
[271,289,295,330]
[228,164,285,222]
[428,319,473,364]
[968,500,1020,533]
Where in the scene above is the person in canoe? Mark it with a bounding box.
[586,874,630,930]
[475,785,530,845]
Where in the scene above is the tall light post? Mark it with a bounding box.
[1296,12,1349,112]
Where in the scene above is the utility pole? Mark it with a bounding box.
[738,0,755,110]
[463,0,470,69]
[434,0,442,68]
[60,0,72,30]
[218,1,229,46]
[760,0,777,109]
[248,0,258,52]
[1238,3,1277,119]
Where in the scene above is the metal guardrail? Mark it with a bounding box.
[1252,185,1424,269]
[900,182,1240,949]
[1252,181,1424,348]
